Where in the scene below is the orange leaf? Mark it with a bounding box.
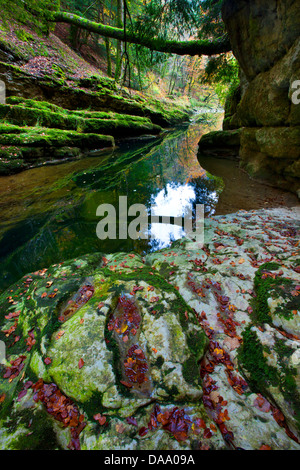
[116,423,125,434]
[120,380,132,388]
[78,358,85,369]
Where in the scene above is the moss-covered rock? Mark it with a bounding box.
[0,60,189,128]
[0,251,218,450]
[0,124,114,148]
[1,208,299,450]
[0,122,115,174]
[0,98,162,138]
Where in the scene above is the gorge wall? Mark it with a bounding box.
[199,0,300,196]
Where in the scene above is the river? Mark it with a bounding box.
[0,114,297,292]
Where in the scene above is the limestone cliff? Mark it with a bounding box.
[199,0,300,195]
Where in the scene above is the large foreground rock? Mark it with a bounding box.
[0,207,299,450]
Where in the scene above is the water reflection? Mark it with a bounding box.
[149,182,197,251]
[0,116,231,291]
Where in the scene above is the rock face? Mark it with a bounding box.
[0,207,299,450]
[198,0,300,195]
[222,0,300,81]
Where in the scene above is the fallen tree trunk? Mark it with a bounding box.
[52,11,231,57]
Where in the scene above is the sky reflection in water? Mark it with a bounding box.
[148,181,218,251]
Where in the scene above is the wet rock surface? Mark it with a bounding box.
[0,207,299,450]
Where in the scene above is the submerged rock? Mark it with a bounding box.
[0,207,299,450]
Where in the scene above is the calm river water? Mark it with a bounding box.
[0,114,297,291]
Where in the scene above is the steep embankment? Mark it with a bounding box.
[0,207,299,450]
[0,18,190,174]
[198,0,300,196]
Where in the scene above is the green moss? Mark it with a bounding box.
[238,326,278,393]
[186,330,206,358]
[0,124,114,148]
[3,407,61,450]
[253,262,294,324]
[182,356,200,386]
[102,264,197,327]
[239,324,300,430]
[1,99,162,137]
[155,356,165,368]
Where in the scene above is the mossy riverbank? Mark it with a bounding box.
[0,93,187,175]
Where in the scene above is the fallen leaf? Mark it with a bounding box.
[116,422,125,434]
[126,417,138,426]
[78,358,85,369]
[94,413,106,425]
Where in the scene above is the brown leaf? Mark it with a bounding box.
[116,422,125,434]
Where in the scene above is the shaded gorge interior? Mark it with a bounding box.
[0,113,297,292]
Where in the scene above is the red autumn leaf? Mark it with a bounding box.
[272,408,285,425]
[126,417,138,426]
[203,428,212,439]
[195,418,206,429]
[254,394,271,412]
[44,357,52,365]
[5,311,20,320]
[139,426,149,437]
[260,445,272,450]
[94,413,107,425]
[99,416,107,425]
[120,380,133,388]
[17,389,28,401]
[133,348,143,356]
[78,358,85,369]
